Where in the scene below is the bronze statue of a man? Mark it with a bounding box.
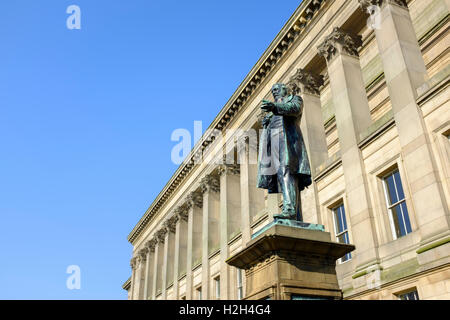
[257,83,311,221]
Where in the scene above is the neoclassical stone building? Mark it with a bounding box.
[123,0,450,300]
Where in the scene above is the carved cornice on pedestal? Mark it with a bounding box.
[358,0,407,10]
[288,68,324,96]
[317,27,363,62]
[200,174,220,193]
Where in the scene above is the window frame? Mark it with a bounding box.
[236,268,243,300]
[396,288,419,300]
[195,286,202,300]
[331,202,352,264]
[213,275,220,300]
[381,169,412,240]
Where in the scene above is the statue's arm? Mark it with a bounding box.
[272,96,303,117]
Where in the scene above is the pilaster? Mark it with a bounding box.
[318,27,380,270]
[359,0,450,242]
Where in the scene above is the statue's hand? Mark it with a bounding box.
[261,100,275,111]
[262,114,272,127]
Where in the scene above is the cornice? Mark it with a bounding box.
[127,0,330,244]
[122,277,131,291]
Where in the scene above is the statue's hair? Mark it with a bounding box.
[272,82,299,96]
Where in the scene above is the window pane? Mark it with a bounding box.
[385,174,398,204]
[399,290,419,300]
[342,252,351,262]
[400,202,412,234]
[340,206,348,230]
[334,205,346,233]
[391,204,405,237]
[393,171,405,200]
[337,232,350,245]
[333,204,351,263]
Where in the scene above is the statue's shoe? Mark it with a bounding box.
[273,212,297,220]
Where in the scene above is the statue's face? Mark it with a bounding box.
[271,84,288,99]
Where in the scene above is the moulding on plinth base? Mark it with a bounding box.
[226,222,355,300]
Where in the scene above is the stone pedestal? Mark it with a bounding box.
[226,221,355,300]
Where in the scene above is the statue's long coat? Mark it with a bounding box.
[256,95,312,193]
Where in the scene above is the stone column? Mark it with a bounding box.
[174,206,189,299]
[130,257,137,300]
[162,227,170,299]
[166,215,177,299]
[218,163,241,300]
[200,173,221,300]
[238,136,266,244]
[185,192,203,300]
[318,28,379,270]
[289,69,327,223]
[143,239,157,300]
[142,247,151,300]
[359,0,450,242]
[151,237,159,300]
[289,68,328,169]
[135,248,147,300]
[267,194,282,222]
[154,229,166,299]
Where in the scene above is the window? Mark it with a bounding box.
[332,203,351,263]
[236,269,243,300]
[196,287,202,300]
[214,276,220,300]
[383,170,412,239]
[398,289,419,300]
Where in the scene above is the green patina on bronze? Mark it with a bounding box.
[257,83,312,221]
[252,219,325,240]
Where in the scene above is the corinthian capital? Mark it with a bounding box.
[288,68,324,96]
[200,174,220,193]
[165,215,179,233]
[317,27,362,61]
[218,164,240,176]
[175,205,189,222]
[130,256,137,269]
[358,0,407,10]
[187,191,203,208]
[138,248,148,262]
[145,238,158,252]
[156,228,167,244]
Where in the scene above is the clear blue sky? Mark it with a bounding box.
[0,0,302,299]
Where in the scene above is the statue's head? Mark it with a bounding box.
[271,83,289,100]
